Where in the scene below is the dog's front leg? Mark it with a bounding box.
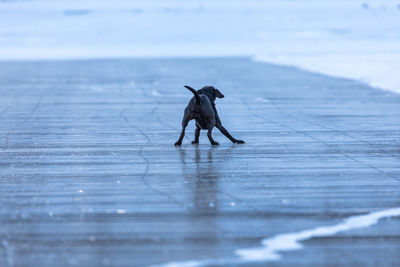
[214,110,244,144]
[216,124,245,144]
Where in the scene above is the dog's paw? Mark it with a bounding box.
[211,142,219,146]
[235,140,245,144]
[174,141,182,146]
[191,140,199,145]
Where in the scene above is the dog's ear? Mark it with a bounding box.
[214,89,224,98]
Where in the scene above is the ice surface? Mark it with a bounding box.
[0,0,399,93]
[1,58,400,266]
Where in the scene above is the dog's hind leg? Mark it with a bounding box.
[207,128,219,146]
[191,125,201,144]
[175,116,191,146]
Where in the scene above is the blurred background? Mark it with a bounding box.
[1,0,399,92]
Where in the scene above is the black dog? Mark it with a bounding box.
[174,85,245,146]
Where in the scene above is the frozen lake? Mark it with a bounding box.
[1,58,399,266]
[0,0,400,93]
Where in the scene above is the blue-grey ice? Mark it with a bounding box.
[1,58,400,266]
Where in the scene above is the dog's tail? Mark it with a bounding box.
[184,85,200,105]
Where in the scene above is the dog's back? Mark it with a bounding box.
[189,94,215,130]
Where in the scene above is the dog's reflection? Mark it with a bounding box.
[179,145,234,214]
[178,146,235,257]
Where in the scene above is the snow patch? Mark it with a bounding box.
[238,207,400,260]
[256,97,270,103]
[254,54,400,94]
[116,209,127,214]
[154,207,400,266]
[151,90,161,96]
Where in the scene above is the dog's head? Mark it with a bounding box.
[198,86,224,104]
